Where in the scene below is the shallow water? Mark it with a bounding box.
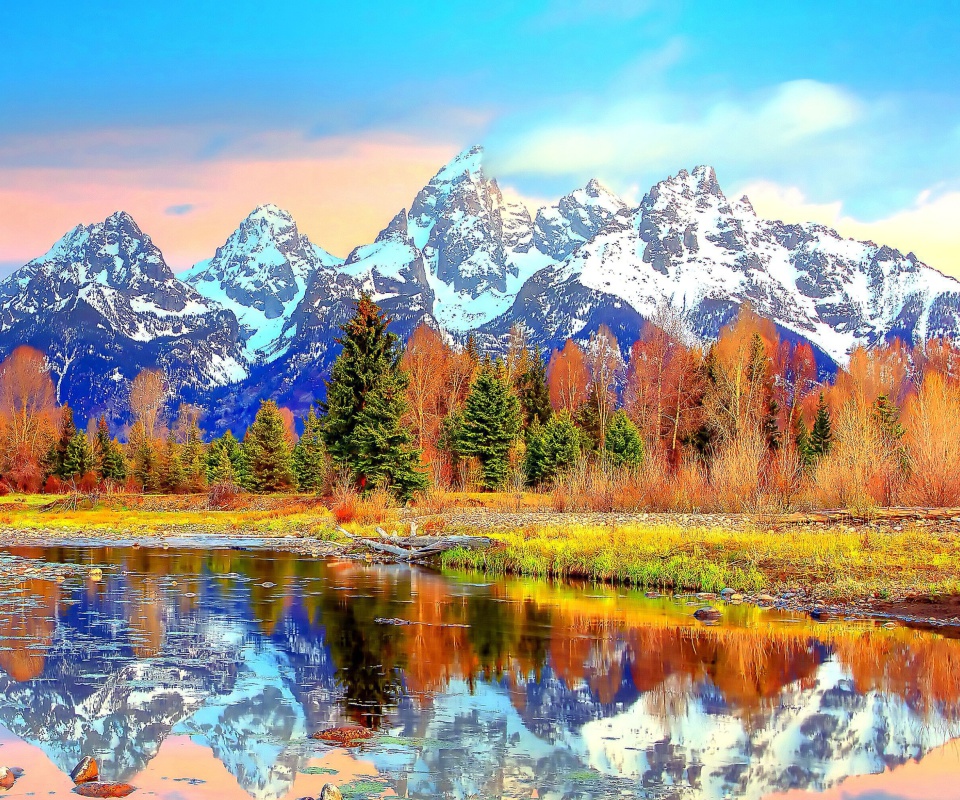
[0,544,958,800]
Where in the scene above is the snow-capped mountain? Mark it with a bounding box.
[7,146,960,429]
[0,211,247,420]
[182,204,342,364]
[323,145,553,334]
[482,165,960,365]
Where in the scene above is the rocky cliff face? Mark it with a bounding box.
[183,204,342,365]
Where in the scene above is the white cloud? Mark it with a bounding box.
[494,80,862,178]
[742,180,960,279]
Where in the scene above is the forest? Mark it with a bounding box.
[1,293,959,515]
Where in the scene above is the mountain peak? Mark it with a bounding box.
[433,145,484,184]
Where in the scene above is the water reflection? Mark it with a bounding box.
[0,545,958,800]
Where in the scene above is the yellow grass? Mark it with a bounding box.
[441,521,960,599]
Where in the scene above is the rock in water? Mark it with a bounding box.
[311,726,375,746]
[693,606,722,621]
[71,756,99,784]
[0,767,15,789]
[321,785,344,800]
[73,782,136,797]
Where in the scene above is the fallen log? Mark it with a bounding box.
[335,527,492,561]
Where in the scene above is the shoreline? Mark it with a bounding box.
[3,510,960,632]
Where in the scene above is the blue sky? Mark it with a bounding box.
[1,0,959,272]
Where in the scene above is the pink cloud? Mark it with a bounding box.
[0,134,460,269]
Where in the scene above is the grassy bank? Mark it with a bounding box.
[440,522,960,600]
[2,493,960,603]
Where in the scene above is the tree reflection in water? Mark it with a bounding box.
[0,545,957,800]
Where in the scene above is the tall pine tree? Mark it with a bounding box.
[94,417,126,483]
[47,404,77,478]
[321,294,426,500]
[516,349,551,429]
[62,432,95,479]
[454,361,522,490]
[293,407,327,492]
[809,392,833,458]
[245,400,297,492]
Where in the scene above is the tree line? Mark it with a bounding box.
[1,293,960,510]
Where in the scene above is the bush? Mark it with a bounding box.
[208,480,240,510]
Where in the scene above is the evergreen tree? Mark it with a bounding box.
[763,397,782,452]
[208,430,252,490]
[130,424,159,492]
[454,362,522,490]
[159,438,185,493]
[794,415,814,468]
[208,445,237,484]
[100,439,127,483]
[293,407,327,492]
[574,385,603,451]
[245,400,297,492]
[47,404,77,478]
[809,392,833,458]
[525,412,581,485]
[62,432,95,479]
[603,410,645,469]
[321,294,426,500]
[516,350,551,429]
[874,394,905,441]
[92,416,125,483]
[180,420,207,491]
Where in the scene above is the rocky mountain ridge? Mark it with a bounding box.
[2,146,959,426]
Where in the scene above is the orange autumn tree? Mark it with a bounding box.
[547,339,589,413]
[624,309,705,457]
[0,345,59,490]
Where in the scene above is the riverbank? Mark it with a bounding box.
[2,493,960,627]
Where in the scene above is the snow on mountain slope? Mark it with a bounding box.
[0,211,247,419]
[182,204,342,364]
[482,165,960,364]
[576,658,960,800]
[532,178,629,261]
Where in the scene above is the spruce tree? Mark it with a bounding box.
[516,350,551,429]
[794,415,814,468]
[208,445,237,484]
[574,386,603,451]
[100,440,127,483]
[454,362,522,490]
[603,410,645,469]
[48,405,77,478]
[321,294,426,500]
[208,431,248,486]
[293,407,327,492]
[62,432,95,479]
[525,411,581,485]
[809,393,833,458]
[763,397,782,452]
[130,424,159,492]
[159,438,186,493]
[93,416,126,483]
[245,400,297,492]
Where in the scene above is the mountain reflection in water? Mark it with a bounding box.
[0,545,958,800]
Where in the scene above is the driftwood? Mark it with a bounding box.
[336,526,492,562]
[751,507,960,525]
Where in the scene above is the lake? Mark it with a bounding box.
[0,544,958,800]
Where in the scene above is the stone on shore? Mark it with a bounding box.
[71,757,99,784]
